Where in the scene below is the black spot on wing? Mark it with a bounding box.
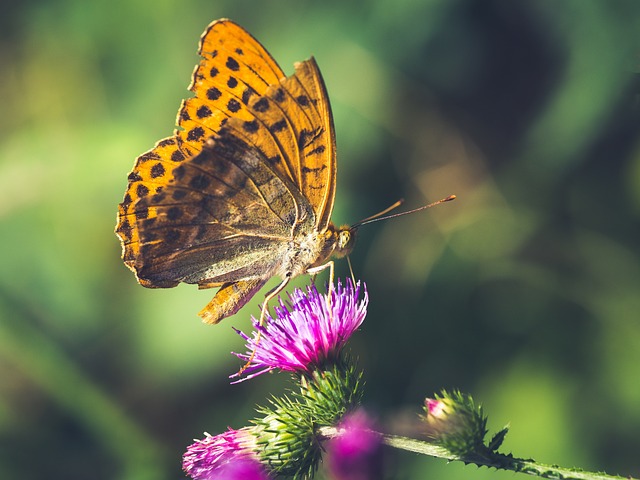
[173,165,186,181]
[268,155,281,166]
[305,145,326,157]
[302,164,328,173]
[150,163,166,178]
[118,219,132,240]
[207,87,222,101]
[227,99,241,113]
[226,57,240,71]
[137,184,150,197]
[270,119,287,133]
[121,193,132,208]
[187,126,205,141]
[135,206,149,220]
[158,138,175,147]
[139,151,161,162]
[151,189,165,202]
[253,98,270,113]
[172,189,187,201]
[196,105,212,118]
[242,88,254,105]
[273,88,285,103]
[171,150,185,162]
[243,120,259,133]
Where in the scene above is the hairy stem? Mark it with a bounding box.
[382,434,634,480]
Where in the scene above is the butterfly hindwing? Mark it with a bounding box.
[128,132,314,288]
[198,279,268,324]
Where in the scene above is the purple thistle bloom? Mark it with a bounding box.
[183,428,267,480]
[326,410,384,480]
[232,279,368,381]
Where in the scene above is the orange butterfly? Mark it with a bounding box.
[116,19,355,324]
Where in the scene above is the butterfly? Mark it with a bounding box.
[115,19,356,324]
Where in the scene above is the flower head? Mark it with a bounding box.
[233,279,368,380]
[325,410,384,480]
[183,428,267,480]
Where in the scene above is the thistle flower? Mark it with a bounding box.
[325,410,384,480]
[233,279,368,380]
[185,280,368,477]
[182,428,268,480]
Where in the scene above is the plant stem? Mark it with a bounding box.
[382,434,635,480]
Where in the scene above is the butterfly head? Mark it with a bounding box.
[332,224,357,258]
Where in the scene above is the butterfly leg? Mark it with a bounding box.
[307,260,334,283]
[238,276,290,374]
[259,276,291,327]
[307,261,335,322]
[307,260,334,293]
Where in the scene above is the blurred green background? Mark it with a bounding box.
[1,0,639,479]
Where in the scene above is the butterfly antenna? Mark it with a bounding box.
[351,199,404,228]
[352,195,456,228]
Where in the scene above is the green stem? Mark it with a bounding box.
[383,434,635,480]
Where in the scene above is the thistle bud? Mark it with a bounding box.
[421,391,488,456]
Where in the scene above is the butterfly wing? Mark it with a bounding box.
[197,279,267,324]
[116,21,338,324]
[116,19,286,269]
[125,132,311,285]
[220,58,337,232]
[125,130,315,324]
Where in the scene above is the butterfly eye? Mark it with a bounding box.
[336,228,356,256]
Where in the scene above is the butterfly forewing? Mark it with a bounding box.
[179,21,286,151]
[117,19,286,270]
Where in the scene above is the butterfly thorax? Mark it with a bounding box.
[275,223,355,279]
